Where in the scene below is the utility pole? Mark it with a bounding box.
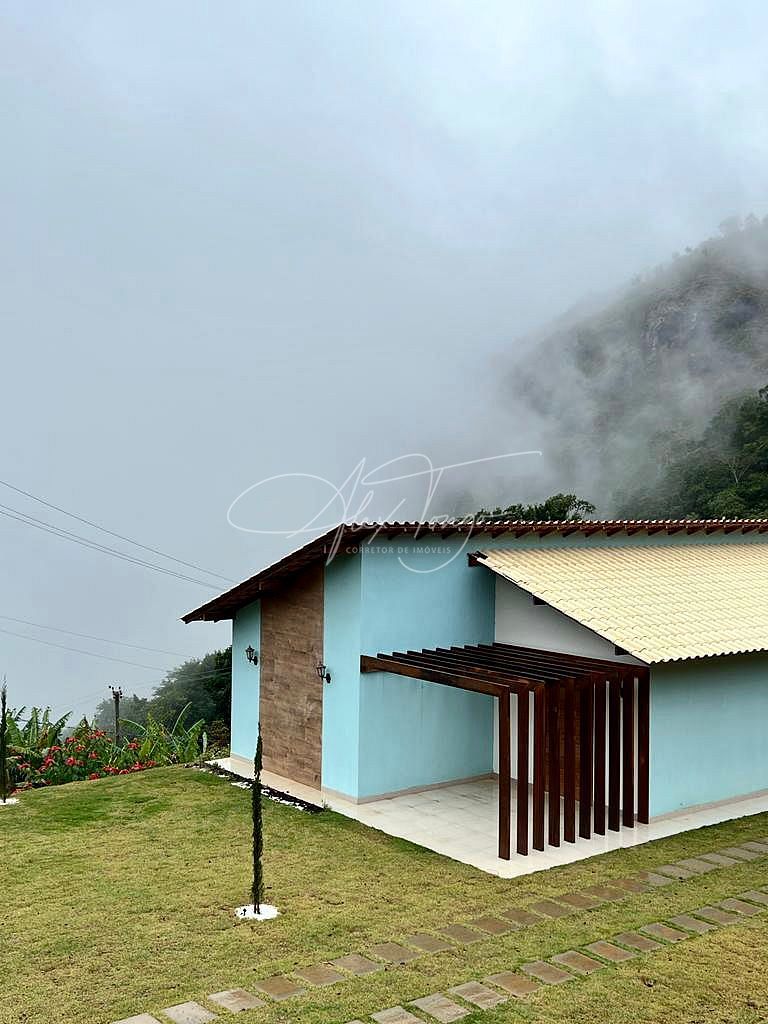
[109,685,123,746]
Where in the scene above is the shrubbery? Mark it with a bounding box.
[3,702,207,794]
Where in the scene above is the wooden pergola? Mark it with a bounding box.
[361,643,650,860]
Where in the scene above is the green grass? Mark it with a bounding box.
[2,768,768,1024]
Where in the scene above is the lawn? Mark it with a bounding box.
[2,767,768,1024]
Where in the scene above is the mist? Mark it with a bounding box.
[2,0,768,713]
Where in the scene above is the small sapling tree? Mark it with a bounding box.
[252,723,265,914]
[0,679,9,804]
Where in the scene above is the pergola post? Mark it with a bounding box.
[498,690,511,859]
[516,688,529,855]
[533,684,546,851]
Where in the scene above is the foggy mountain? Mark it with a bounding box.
[508,215,768,514]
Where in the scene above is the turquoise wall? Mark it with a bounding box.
[354,535,497,799]
[322,553,363,796]
[650,652,768,816]
[230,600,261,760]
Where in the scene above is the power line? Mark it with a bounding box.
[0,626,169,671]
[0,503,222,588]
[0,477,235,584]
[0,615,188,657]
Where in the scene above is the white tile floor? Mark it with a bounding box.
[214,757,768,879]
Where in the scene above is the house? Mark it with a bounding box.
[183,518,768,872]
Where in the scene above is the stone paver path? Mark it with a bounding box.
[113,1016,161,1024]
[371,1007,421,1024]
[521,960,574,985]
[369,942,420,964]
[613,930,662,952]
[640,922,688,943]
[111,841,768,1024]
[484,972,540,997]
[668,913,716,934]
[447,982,507,1009]
[161,1003,216,1024]
[411,993,469,1022]
[253,976,306,1001]
[295,965,347,986]
[551,950,603,975]
[208,989,265,1012]
[331,954,383,976]
[585,940,637,962]
[404,933,453,953]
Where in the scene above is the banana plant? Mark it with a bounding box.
[122,703,206,764]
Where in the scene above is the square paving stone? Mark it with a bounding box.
[521,960,574,984]
[501,908,541,927]
[371,1007,422,1024]
[676,858,716,874]
[551,951,603,975]
[668,914,716,935]
[655,864,694,880]
[693,906,742,926]
[469,916,510,935]
[485,973,541,997]
[613,877,650,894]
[369,942,420,964]
[560,892,603,910]
[586,941,637,963]
[637,871,674,887]
[112,1016,162,1024]
[529,900,573,919]
[253,976,306,1001]
[411,993,469,1022]
[438,924,484,944]
[741,841,768,854]
[161,1004,216,1024]
[582,884,627,901]
[719,898,763,917]
[294,964,347,986]
[640,923,689,943]
[614,931,662,952]
[208,989,265,1012]
[740,890,768,907]
[331,954,383,976]
[448,982,507,1009]
[699,852,740,867]
[720,846,760,861]
[404,933,454,953]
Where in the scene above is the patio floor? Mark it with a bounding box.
[213,757,768,878]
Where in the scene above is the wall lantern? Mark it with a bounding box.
[315,661,332,684]
[245,645,258,666]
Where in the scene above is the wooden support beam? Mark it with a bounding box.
[359,655,504,697]
[593,678,607,836]
[498,691,511,860]
[563,681,576,844]
[548,681,561,847]
[608,677,621,831]
[637,670,650,824]
[579,679,594,840]
[533,685,546,851]
[517,689,529,856]
[622,675,635,828]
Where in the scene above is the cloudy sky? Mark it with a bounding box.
[2,1,767,713]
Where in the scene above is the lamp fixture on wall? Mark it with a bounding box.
[315,661,331,684]
[245,645,258,666]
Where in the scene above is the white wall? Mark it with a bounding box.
[494,578,644,663]
[492,578,642,788]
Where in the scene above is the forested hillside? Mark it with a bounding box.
[511,215,768,515]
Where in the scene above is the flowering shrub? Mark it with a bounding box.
[5,704,205,792]
[17,724,158,787]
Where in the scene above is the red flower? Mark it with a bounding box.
[65,737,76,745]
[89,751,99,760]
[49,745,62,753]
[88,772,101,781]
[127,742,139,750]
[65,756,77,766]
